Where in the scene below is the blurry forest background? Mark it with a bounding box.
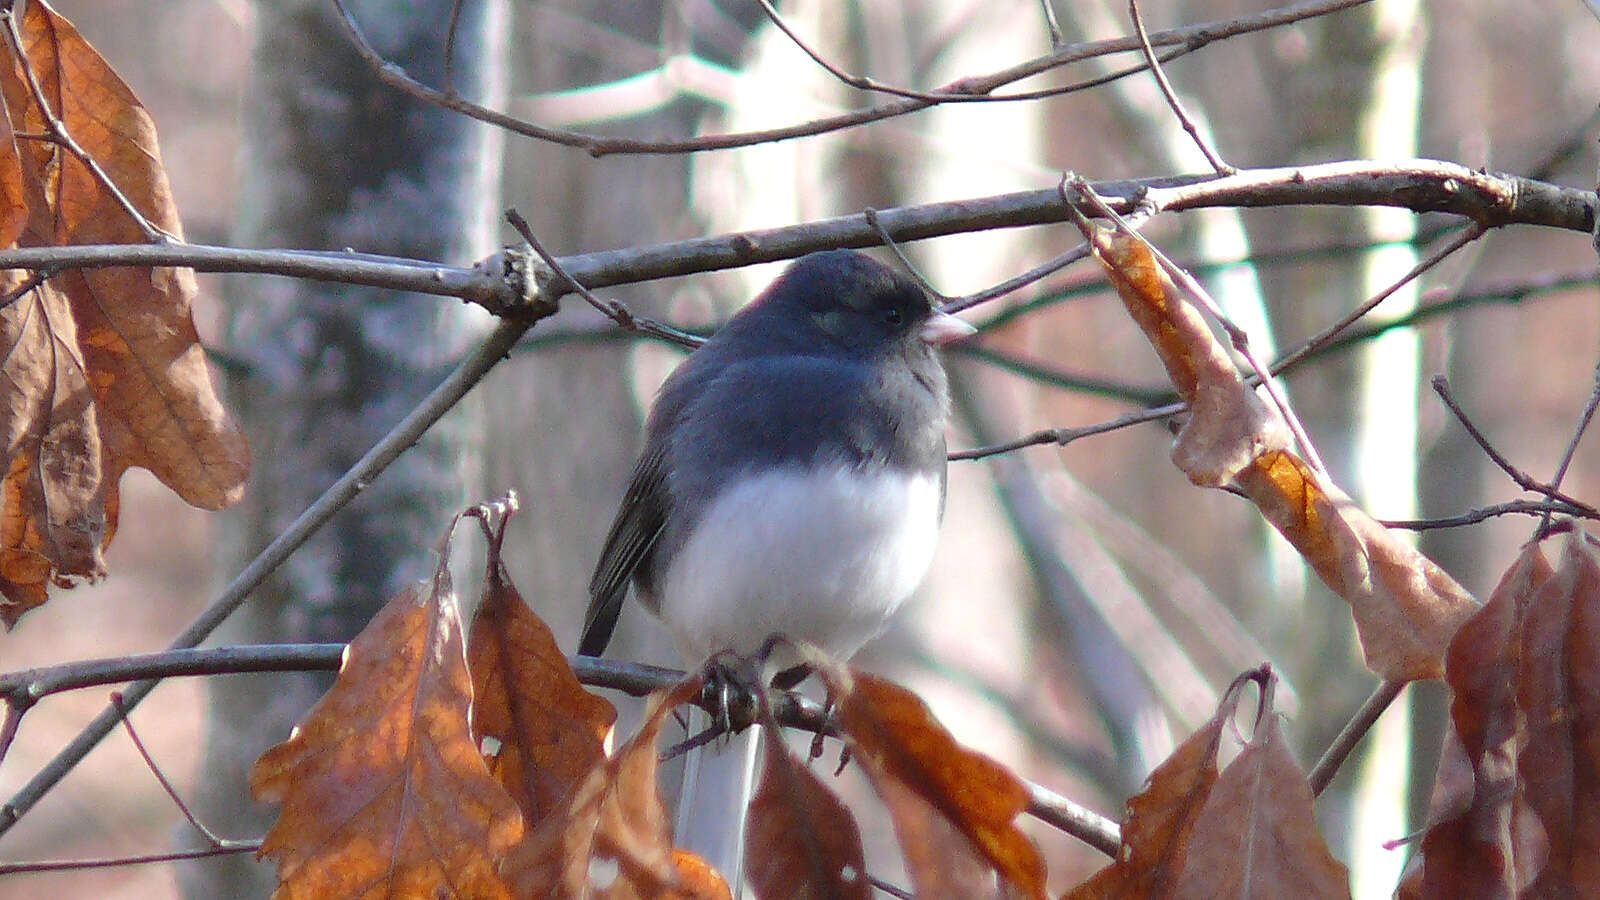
[1,0,1598,897]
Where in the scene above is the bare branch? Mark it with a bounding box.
[330,0,1374,156]
[1308,680,1406,795]
[1431,376,1600,518]
[1128,0,1234,175]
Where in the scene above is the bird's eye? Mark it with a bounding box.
[883,307,904,326]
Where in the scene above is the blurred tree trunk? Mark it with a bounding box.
[179,0,507,895]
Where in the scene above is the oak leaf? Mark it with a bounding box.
[250,569,523,899]
[1516,530,1600,896]
[501,678,730,900]
[0,0,248,624]
[468,514,616,825]
[826,668,1047,900]
[1172,712,1348,899]
[1085,226,1475,681]
[744,727,870,900]
[1405,543,1551,897]
[1064,684,1229,899]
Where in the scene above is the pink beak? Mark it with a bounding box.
[920,309,977,346]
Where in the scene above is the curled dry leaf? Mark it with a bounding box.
[500,678,731,900]
[1064,689,1229,900]
[826,668,1047,900]
[1173,712,1349,900]
[0,0,249,625]
[1404,542,1552,898]
[1085,225,1475,682]
[1516,530,1600,897]
[468,523,616,826]
[250,570,523,899]
[1070,668,1347,900]
[744,729,870,900]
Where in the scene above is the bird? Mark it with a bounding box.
[580,248,973,666]
[577,249,973,891]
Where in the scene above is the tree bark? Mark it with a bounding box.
[179,1,507,895]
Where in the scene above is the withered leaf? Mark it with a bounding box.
[501,678,730,900]
[468,532,616,826]
[1082,226,1475,682]
[1517,530,1600,897]
[1409,543,1552,897]
[1065,693,1229,900]
[0,0,249,625]
[827,668,1047,900]
[744,730,870,900]
[1173,713,1349,900]
[1087,227,1289,485]
[1236,450,1477,681]
[250,572,523,899]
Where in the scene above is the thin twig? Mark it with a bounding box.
[862,207,949,302]
[1039,0,1066,47]
[0,700,25,769]
[0,310,549,838]
[0,269,49,311]
[112,694,247,849]
[1382,498,1598,530]
[1271,223,1488,375]
[504,209,703,350]
[1128,0,1234,175]
[1309,680,1405,795]
[0,7,172,242]
[945,244,1091,314]
[1540,360,1600,533]
[0,843,261,875]
[1431,376,1600,517]
[443,0,465,94]
[950,402,1183,461]
[331,0,1374,155]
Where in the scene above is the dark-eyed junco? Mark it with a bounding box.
[580,249,974,665]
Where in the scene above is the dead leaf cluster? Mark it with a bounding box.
[1080,224,1477,682]
[0,0,248,625]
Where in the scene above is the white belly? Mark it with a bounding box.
[656,465,942,661]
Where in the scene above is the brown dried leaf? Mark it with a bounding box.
[1088,228,1289,485]
[744,730,870,900]
[1086,226,1474,682]
[1408,543,1552,897]
[501,678,730,900]
[1064,696,1229,900]
[1173,713,1349,900]
[828,669,1047,900]
[468,533,616,825]
[250,572,524,899]
[0,0,249,625]
[1518,530,1600,897]
[1236,450,1477,681]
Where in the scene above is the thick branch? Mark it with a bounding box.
[0,162,1591,307]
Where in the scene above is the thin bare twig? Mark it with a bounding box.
[1039,0,1066,47]
[1309,680,1406,795]
[1383,498,1599,530]
[945,244,1092,314]
[1128,0,1234,175]
[443,0,465,94]
[950,402,1183,461]
[331,0,1374,156]
[0,269,49,311]
[0,843,261,875]
[113,694,249,849]
[1271,223,1488,375]
[1540,361,1600,533]
[1431,376,1600,518]
[0,7,172,242]
[504,209,703,350]
[0,700,25,769]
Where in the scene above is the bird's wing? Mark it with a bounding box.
[580,441,669,657]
